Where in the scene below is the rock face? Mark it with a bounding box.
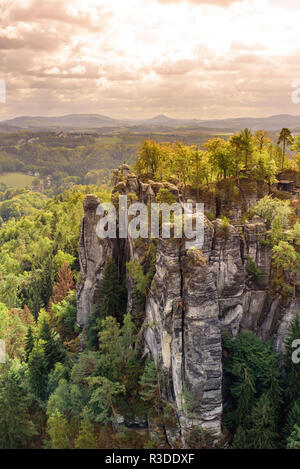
[77,166,300,440]
[77,194,113,327]
[144,239,222,435]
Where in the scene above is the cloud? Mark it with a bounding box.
[153,58,201,75]
[0,29,67,51]
[6,0,106,31]
[230,41,267,51]
[1,0,300,120]
[156,0,242,5]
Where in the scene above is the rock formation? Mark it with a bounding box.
[77,165,300,440]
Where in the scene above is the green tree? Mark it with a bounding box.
[74,408,97,449]
[205,138,235,179]
[223,331,281,440]
[287,424,300,449]
[284,399,300,440]
[97,314,137,382]
[229,133,244,175]
[253,149,277,188]
[47,410,71,449]
[97,258,127,322]
[277,128,293,169]
[0,361,36,448]
[47,362,69,396]
[139,359,162,418]
[253,130,272,154]
[231,425,248,449]
[272,242,300,297]
[39,317,65,373]
[87,258,127,349]
[52,291,78,341]
[24,326,35,363]
[87,376,125,430]
[247,392,278,449]
[252,195,292,229]
[189,147,210,188]
[27,341,48,401]
[239,128,253,169]
[135,140,162,177]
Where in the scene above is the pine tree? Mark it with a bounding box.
[24,326,35,363]
[87,376,125,430]
[277,128,293,169]
[39,317,65,373]
[231,425,248,449]
[139,360,161,418]
[285,399,300,440]
[0,363,36,448]
[223,330,282,442]
[27,342,48,401]
[233,366,256,426]
[47,410,71,449]
[74,408,97,449]
[87,258,127,349]
[287,424,300,449]
[247,392,278,449]
[96,258,127,322]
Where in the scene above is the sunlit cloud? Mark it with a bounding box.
[1,0,300,119]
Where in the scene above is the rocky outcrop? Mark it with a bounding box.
[76,165,300,440]
[76,194,113,327]
[144,239,222,435]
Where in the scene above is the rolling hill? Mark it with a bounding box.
[2,113,300,131]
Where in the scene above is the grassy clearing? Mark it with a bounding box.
[0,172,39,188]
[97,136,122,145]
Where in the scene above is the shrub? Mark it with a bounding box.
[246,256,262,281]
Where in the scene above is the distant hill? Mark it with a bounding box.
[0,122,21,133]
[196,114,300,131]
[2,114,125,130]
[2,113,300,131]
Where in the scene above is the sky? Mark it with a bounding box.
[1,0,300,120]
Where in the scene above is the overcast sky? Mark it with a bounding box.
[1,0,300,120]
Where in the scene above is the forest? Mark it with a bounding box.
[0,126,300,449]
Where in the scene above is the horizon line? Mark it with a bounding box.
[2,112,300,123]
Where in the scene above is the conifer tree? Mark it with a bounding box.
[0,364,36,449]
[74,408,97,449]
[139,359,162,419]
[96,258,127,322]
[39,317,65,373]
[231,425,248,449]
[24,326,35,363]
[47,410,71,449]
[284,399,300,440]
[287,424,300,449]
[87,258,127,349]
[27,342,48,401]
[223,330,282,445]
[277,128,293,169]
[247,392,278,449]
